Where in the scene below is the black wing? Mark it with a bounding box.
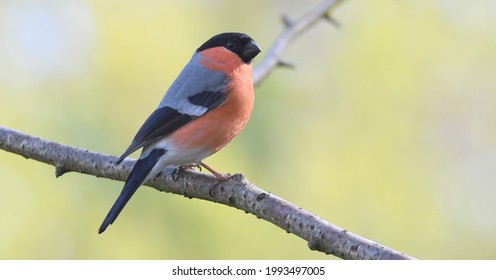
[188,90,228,108]
[116,90,228,163]
[116,106,193,163]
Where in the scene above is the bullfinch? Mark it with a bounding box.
[98,32,261,233]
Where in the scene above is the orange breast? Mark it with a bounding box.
[170,57,254,157]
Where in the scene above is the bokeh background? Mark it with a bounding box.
[1,0,495,259]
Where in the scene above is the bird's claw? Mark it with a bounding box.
[182,163,202,171]
[172,163,203,181]
[172,167,181,181]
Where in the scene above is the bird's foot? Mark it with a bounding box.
[182,163,202,171]
[172,163,201,181]
[199,161,232,181]
[173,162,234,182]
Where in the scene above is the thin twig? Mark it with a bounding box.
[253,0,345,86]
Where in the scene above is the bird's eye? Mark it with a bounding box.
[225,41,236,50]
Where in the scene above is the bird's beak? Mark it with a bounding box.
[243,40,262,61]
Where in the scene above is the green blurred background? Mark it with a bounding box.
[1,0,496,259]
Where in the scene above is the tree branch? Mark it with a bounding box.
[253,0,345,86]
[0,126,412,260]
[0,0,416,260]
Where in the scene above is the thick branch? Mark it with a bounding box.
[0,126,413,260]
[253,0,345,86]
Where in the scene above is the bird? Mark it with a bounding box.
[98,32,261,234]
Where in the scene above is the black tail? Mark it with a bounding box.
[98,148,166,234]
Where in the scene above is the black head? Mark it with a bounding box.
[196,32,261,64]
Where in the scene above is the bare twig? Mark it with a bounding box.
[253,0,345,85]
[0,126,413,260]
[0,0,416,259]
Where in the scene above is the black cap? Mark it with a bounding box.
[197,32,261,64]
